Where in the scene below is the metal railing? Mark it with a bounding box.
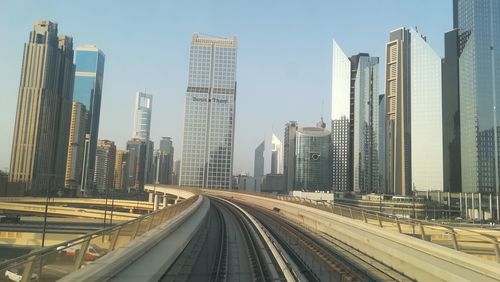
[270,195,500,263]
[0,195,199,282]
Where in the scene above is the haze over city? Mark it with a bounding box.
[0,0,451,174]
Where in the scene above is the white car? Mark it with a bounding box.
[4,269,39,282]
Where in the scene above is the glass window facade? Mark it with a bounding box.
[295,127,332,191]
[180,33,237,189]
[455,0,500,193]
[72,46,105,193]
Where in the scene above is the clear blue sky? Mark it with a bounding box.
[0,0,452,174]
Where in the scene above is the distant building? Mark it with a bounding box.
[65,102,88,191]
[180,33,238,189]
[233,174,260,192]
[9,20,74,195]
[283,121,298,192]
[93,140,116,194]
[73,45,105,195]
[173,160,181,185]
[153,138,174,185]
[261,174,284,194]
[295,121,332,192]
[113,150,129,190]
[132,92,154,185]
[254,140,265,178]
[126,138,146,191]
[271,134,283,174]
[385,27,443,195]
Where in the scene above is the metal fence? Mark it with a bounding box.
[0,195,199,282]
[271,195,500,263]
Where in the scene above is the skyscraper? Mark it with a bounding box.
[331,41,380,193]
[180,33,238,189]
[65,102,88,191]
[126,138,146,191]
[9,20,75,195]
[113,149,129,190]
[331,40,351,192]
[132,92,154,184]
[93,140,116,193]
[378,94,386,193]
[271,134,283,174]
[385,28,443,195]
[133,92,153,140]
[448,0,500,193]
[72,45,105,195]
[283,121,298,191]
[254,140,265,178]
[154,137,174,184]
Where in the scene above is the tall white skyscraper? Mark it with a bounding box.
[271,134,283,174]
[331,41,380,193]
[180,33,238,189]
[133,92,153,140]
[331,40,351,191]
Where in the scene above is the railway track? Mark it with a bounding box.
[237,201,413,282]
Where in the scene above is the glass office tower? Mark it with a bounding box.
[453,0,500,193]
[295,125,332,191]
[254,140,265,178]
[271,134,283,174]
[331,40,351,191]
[72,45,105,195]
[331,41,380,193]
[385,28,443,195]
[133,92,153,140]
[180,33,237,189]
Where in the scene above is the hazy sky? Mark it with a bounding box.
[0,0,451,174]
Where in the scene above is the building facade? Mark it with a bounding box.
[378,94,386,193]
[283,121,298,191]
[331,40,351,192]
[72,45,105,195]
[254,140,265,178]
[154,137,174,184]
[271,134,283,174]
[385,28,443,195]
[449,0,500,193]
[331,41,380,193]
[180,33,238,189]
[294,124,333,192]
[93,140,116,193]
[126,138,146,191]
[133,92,153,140]
[9,20,75,195]
[113,149,129,190]
[65,102,88,190]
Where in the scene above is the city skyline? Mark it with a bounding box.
[0,1,452,175]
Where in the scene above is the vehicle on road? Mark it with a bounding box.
[4,268,39,281]
[60,243,106,261]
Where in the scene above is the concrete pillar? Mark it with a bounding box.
[175,195,180,204]
[490,194,493,220]
[459,193,463,218]
[496,194,499,221]
[148,193,154,203]
[163,195,167,208]
[471,193,475,221]
[479,193,482,221]
[464,193,468,219]
[154,194,159,211]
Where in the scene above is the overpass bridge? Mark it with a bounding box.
[1,185,499,281]
[0,197,154,211]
